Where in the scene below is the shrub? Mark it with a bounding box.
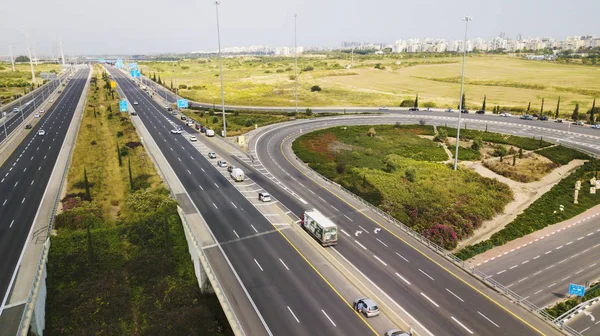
[212,116,218,124]
[90,140,97,146]
[178,84,188,89]
[311,85,322,92]
[116,131,124,138]
[471,137,483,151]
[276,69,284,73]
[305,108,313,116]
[422,101,437,108]
[400,99,414,107]
[434,128,448,142]
[374,63,386,70]
[405,166,417,182]
[302,66,314,71]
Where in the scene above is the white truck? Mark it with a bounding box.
[230,168,245,182]
[301,209,338,246]
[206,129,215,137]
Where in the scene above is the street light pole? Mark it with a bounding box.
[453,16,472,171]
[294,13,298,114]
[215,1,227,137]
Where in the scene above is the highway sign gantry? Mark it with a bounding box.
[177,99,188,109]
[119,100,128,112]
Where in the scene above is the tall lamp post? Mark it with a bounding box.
[215,1,227,137]
[294,14,298,114]
[453,16,472,171]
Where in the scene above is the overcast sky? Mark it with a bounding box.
[1,0,599,56]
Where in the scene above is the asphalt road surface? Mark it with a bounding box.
[0,67,89,315]
[0,78,64,144]
[108,67,377,336]
[251,115,558,336]
[566,301,600,335]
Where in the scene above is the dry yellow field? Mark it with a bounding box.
[139,55,600,113]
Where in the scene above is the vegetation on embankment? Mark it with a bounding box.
[456,159,600,260]
[545,281,600,318]
[45,65,232,335]
[292,124,513,249]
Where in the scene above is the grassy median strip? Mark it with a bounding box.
[45,65,232,335]
[535,145,592,165]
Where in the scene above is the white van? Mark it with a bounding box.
[206,129,215,137]
[258,192,271,202]
[230,168,244,182]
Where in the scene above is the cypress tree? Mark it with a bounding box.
[482,95,486,111]
[527,102,531,113]
[461,93,467,110]
[555,96,561,119]
[84,167,91,201]
[519,147,523,159]
[590,98,597,124]
[414,94,419,109]
[170,79,173,90]
[512,155,516,166]
[128,156,134,190]
[540,98,545,115]
[117,140,122,167]
[572,103,580,121]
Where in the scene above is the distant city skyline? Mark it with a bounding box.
[1,0,599,55]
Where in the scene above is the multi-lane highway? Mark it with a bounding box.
[0,67,89,314]
[566,301,600,335]
[242,115,562,335]
[0,77,65,144]
[108,66,380,336]
[141,76,600,334]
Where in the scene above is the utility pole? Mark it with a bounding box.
[26,31,36,84]
[294,13,298,114]
[215,1,227,137]
[351,46,354,68]
[60,38,66,66]
[9,46,15,71]
[453,16,472,171]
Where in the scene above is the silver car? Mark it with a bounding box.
[385,330,411,336]
[353,298,379,317]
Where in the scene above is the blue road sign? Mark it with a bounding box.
[177,99,189,109]
[134,69,140,77]
[129,62,138,69]
[130,69,140,78]
[119,100,128,112]
[115,59,124,69]
[569,284,586,297]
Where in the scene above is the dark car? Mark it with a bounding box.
[25,124,32,129]
[200,125,206,133]
[408,108,419,112]
[538,116,548,121]
[460,109,469,114]
[195,123,202,130]
[476,110,485,114]
[180,115,187,121]
[520,115,534,120]
[167,107,173,111]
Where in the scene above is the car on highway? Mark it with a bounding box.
[133,101,138,105]
[172,111,177,115]
[170,128,182,134]
[353,298,379,317]
[424,107,432,112]
[12,108,20,113]
[574,120,585,126]
[258,192,271,202]
[227,165,236,173]
[217,160,227,168]
[37,129,46,136]
[384,330,411,336]
[408,107,419,112]
[49,99,54,103]
[538,115,549,121]
[130,111,137,116]
[25,124,32,129]
[58,90,62,93]
[187,120,195,127]
[378,106,389,111]
[208,152,217,159]
[189,135,197,142]
[476,110,485,114]
[460,109,469,114]
[445,108,454,113]
[499,112,512,117]
[34,113,41,118]
[39,109,45,113]
[520,114,534,120]
[555,119,564,123]
[592,124,600,129]
[200,125,207,133]
[180,115,187,121]
[167,107,173,111]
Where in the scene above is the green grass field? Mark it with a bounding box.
[138,55,599,113]
[0,62,61,104]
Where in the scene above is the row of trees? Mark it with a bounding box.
[406,93,598,123]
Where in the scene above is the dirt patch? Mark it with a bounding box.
[454,159,587,250]
[482,152,558,183]
[328,140,354,153]
[302,132,337,160]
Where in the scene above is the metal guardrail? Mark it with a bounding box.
[554,297,600,323]
[16,67,92,336]
[293,152,582,336]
